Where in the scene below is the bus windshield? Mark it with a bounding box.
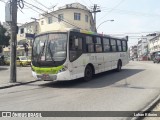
[32,33,67,67]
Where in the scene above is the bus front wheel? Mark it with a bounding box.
[84,65,93,81]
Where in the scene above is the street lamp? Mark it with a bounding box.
[97,19,114,31]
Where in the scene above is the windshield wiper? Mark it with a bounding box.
[37,41,46,64]
[48,41,55,63]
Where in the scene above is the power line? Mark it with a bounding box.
[24,3,42,14]
[80,0,90,9]
[101,8,160,18]
[98,0,125,21]
[17,0,24,9]
[106,31,160,37]
[88,0,94,5]
[23,1,82,29]
[31,0,49,10]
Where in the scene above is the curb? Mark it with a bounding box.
[0,80,40,89]
[131,94,160,120]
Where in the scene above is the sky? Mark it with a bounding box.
[1,0,160,47]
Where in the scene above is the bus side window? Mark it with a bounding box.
[95,37,102,52]
[117,40,122,52]
[86,36,94,53]
[110,39,117,52]
[103,38,110,52]
[122,41,127,52]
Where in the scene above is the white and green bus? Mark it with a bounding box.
[31,29,129,81]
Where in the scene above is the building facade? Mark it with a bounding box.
[137,34,156,61]
[3,3,95,57]
[0,22,10,56]
[129,45,138,60]
[39,3,95,33]
[148,34,160,60]
[3,21,39,57]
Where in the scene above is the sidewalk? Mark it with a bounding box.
[142,96,160,120]
[0,66,39,89]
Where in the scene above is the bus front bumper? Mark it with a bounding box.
[32,70,71,81]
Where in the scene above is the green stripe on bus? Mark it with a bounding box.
[32,65,63,74]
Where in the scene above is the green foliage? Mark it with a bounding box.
[0,24,10,46]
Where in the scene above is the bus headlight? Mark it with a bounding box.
[58,66,68,73]
[31,66,35,71]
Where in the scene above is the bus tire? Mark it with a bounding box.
[84,65,93,81]
[116,60,122,72]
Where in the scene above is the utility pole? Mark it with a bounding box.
[91,4,101,32]
[31,17,39,34]
[10,0,17,83]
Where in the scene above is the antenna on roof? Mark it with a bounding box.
[49,4,58,11]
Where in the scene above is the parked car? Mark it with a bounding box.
[17,56,31,66]
[153,52,160,63]
[0,55,4,65]
[4,56,10,65]
[4,56,31,66]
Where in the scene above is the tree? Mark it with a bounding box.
[0,23,10,47]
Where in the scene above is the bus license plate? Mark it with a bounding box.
[42,74,49,79]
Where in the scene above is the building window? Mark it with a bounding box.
[41,21,44,25]
[48,17,53,24]
[58,14,64,22]
[74,13,81,20]
[85,15,88,22]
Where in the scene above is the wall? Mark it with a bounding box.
[39,8,94,33]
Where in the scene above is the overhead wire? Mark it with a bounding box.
[88,0,94,5]
[101,8,160,18]
[24,3,42,14]
[17,0,24,9]
[31,0,49,10]
[80,0,90,9]
[98,0,125,21]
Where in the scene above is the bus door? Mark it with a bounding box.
[110,39,117,69]
[95,37,104,73]
[69,33,84,79]
[102,38,112,71]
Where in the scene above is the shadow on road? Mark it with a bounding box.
[0,67,8,71]
[39,69,145,89]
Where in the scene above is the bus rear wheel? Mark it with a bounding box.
[116,61,122,72]
[84,65,93,81]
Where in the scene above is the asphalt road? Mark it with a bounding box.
[0,61,160,120]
